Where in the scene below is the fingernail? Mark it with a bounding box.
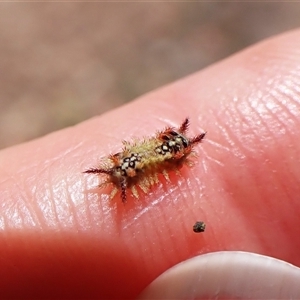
[139,251,300,299]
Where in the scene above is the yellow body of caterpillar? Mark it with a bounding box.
[84,118,206,202]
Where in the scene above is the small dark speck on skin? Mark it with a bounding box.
[193,221,206,233]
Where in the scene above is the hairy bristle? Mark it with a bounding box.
[83,168,111,175]
[179,117,189,133]
[190,132,206,144]
[121,181,127,203]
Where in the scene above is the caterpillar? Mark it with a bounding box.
[84,118,206,203]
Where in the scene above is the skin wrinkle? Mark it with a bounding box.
[82,176,96,232]
[0,156,43,186]
[75,198,93,231]
[277,85,300,110]
[181,196,206,247]
[20,151,81,226]
[36,183,60,229]
[199,143,225,191]
[212,99,286,252]
[125,222,141,257]
[214,94,239,132]
[253,186,288,252]
[260,96,299,203]
[175,175,188,202]
[68,176,87,215]
[146,218,163,271]
[81,191,98,233]
[216,110,248,160]
[0,216,5,231]
[218,73,300,255]
[150,185,186,266]
[269,85,300,183]
[51,179,68,225]
[238,86,269,130]
[4,176,40,230]
[141,230,156,269]
[260,156,291,256]
[182,219,194,254]
[233,162,286,253]
[151,201,174,265]
[217,72,294,253]
[19,198,38,230]
[138,239,155,275]
[21,186,43,229]
[183,176,198,205]
[242,96,277,142]
[121,205,150,230]
[195,195,209,233]
[247,93,279,136]
[99,208,118,237]
[52,176,77,229]
[66,183,81,231]
[204,137,231,154]
[266,95,294,135]
[48,181,63,230]
[51,175,79,229]
[99,188,124,230]
[277,83,300,117]
[211,122,236,151]
[23,180,46,230]
[164,214,184,263]
[151,207,166,253]
[159,233,175,268]
[12,138,82,181]
[128,213,158,275]
[195,156,219,227]
[198,139,248,246]
[0,178,20,230]
[202,149,224,167]
[19,203,35,231]
[222,205,261,251]
[290,72,300,94]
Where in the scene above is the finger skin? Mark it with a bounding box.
[0,29,300,298]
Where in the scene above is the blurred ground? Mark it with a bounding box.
[1,2,300,149]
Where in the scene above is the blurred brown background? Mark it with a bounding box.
[1,3,300,149]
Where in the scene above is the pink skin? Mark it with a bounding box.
[0,29,300,298]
